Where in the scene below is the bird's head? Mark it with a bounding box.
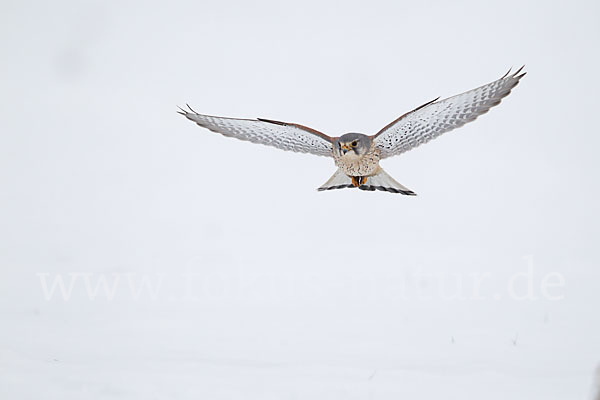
[335,133,371,157]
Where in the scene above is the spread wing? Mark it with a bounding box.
[372,67,526,159]
[178,106,334,157]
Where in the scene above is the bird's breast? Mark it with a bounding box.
[334,146,381,177]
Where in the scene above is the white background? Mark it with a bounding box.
[1,0,599,398]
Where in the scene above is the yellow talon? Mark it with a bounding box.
[351,176,366,187]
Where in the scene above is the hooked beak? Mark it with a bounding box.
[340,144,351,155]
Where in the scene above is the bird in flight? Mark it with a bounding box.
[179,66,525,195]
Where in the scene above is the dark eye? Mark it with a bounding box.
[351,141,357,147]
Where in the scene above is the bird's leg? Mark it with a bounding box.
[351,176,367,187]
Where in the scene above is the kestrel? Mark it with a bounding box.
[179,67,525,195]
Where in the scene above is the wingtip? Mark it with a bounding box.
[503,65,526,80]
[515,71,527,80]
[186,103,198,114]
[515,64,527,79]
[513,65,525,76]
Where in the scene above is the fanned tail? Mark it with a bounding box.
[359,168,416,195]
[317,169,354,191]
[317,168,416,195]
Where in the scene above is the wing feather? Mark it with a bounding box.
[179,106,334,157]
[373,67,526,159]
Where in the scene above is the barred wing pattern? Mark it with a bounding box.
[373,67,526,159]
[179,106,334,157]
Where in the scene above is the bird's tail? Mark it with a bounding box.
[317,168,416,195]
[317,168,354,191]
[360,168,417,195]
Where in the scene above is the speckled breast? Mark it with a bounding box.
[334,144,381,177]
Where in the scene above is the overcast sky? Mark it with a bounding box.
[1,0,599,398]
